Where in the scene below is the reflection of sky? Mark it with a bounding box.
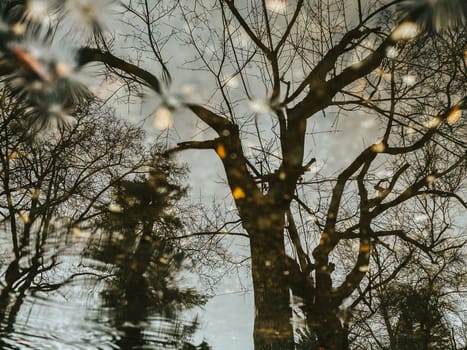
[200,290,254,350]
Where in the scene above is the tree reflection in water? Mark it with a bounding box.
[0,0,466,348]
[0,92,209,349]
[88,168,209,349]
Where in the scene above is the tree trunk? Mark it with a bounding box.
[248,213,294,350]
[308,304,349,350]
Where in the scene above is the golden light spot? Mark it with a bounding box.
[264,260,272,267]
[358,265,369,272]
[7,152,19,160]
[360,243,370,252]
[319,232,328,245]
[71,226,91,239]
[108,203,124,213]
[374,68,391,81]
[19,211,30,224]
[279,171,286,180]
[376,188,388,198]
[216,144,227,159]
[426,175,436,184]
[159,256,170,264]
[125,196,138,206]
[55,62,74,78]
[257,217,270,230]
[391,21,420,41]
[282,270,290,275]
[11,22,26,35]
[446,107,462,125]
[153,107,173,129]
[32,188,41,199]
[371,142,385,153]
[232,187,246,200]
[423,116,441,129]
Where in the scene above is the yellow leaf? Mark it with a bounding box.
[319,232,328,245]
[216,144,227,159]
[360,243,371,252]
[371,142,385,153]
[19,211,30,224]
[7,151,27,160]
[7,152,18,160]
[446,107,461,125]
[232,187,246,200]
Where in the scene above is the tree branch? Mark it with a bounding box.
[78,47,162,93]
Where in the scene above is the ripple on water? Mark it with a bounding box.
[0,279,199,349]
[0,287,119,349]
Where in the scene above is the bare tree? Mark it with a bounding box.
[0,90,210,348]
[347,205,466,349]
[0,89,150,336]
[0,1,466,349]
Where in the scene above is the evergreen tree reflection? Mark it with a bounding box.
[89,163,209,349]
